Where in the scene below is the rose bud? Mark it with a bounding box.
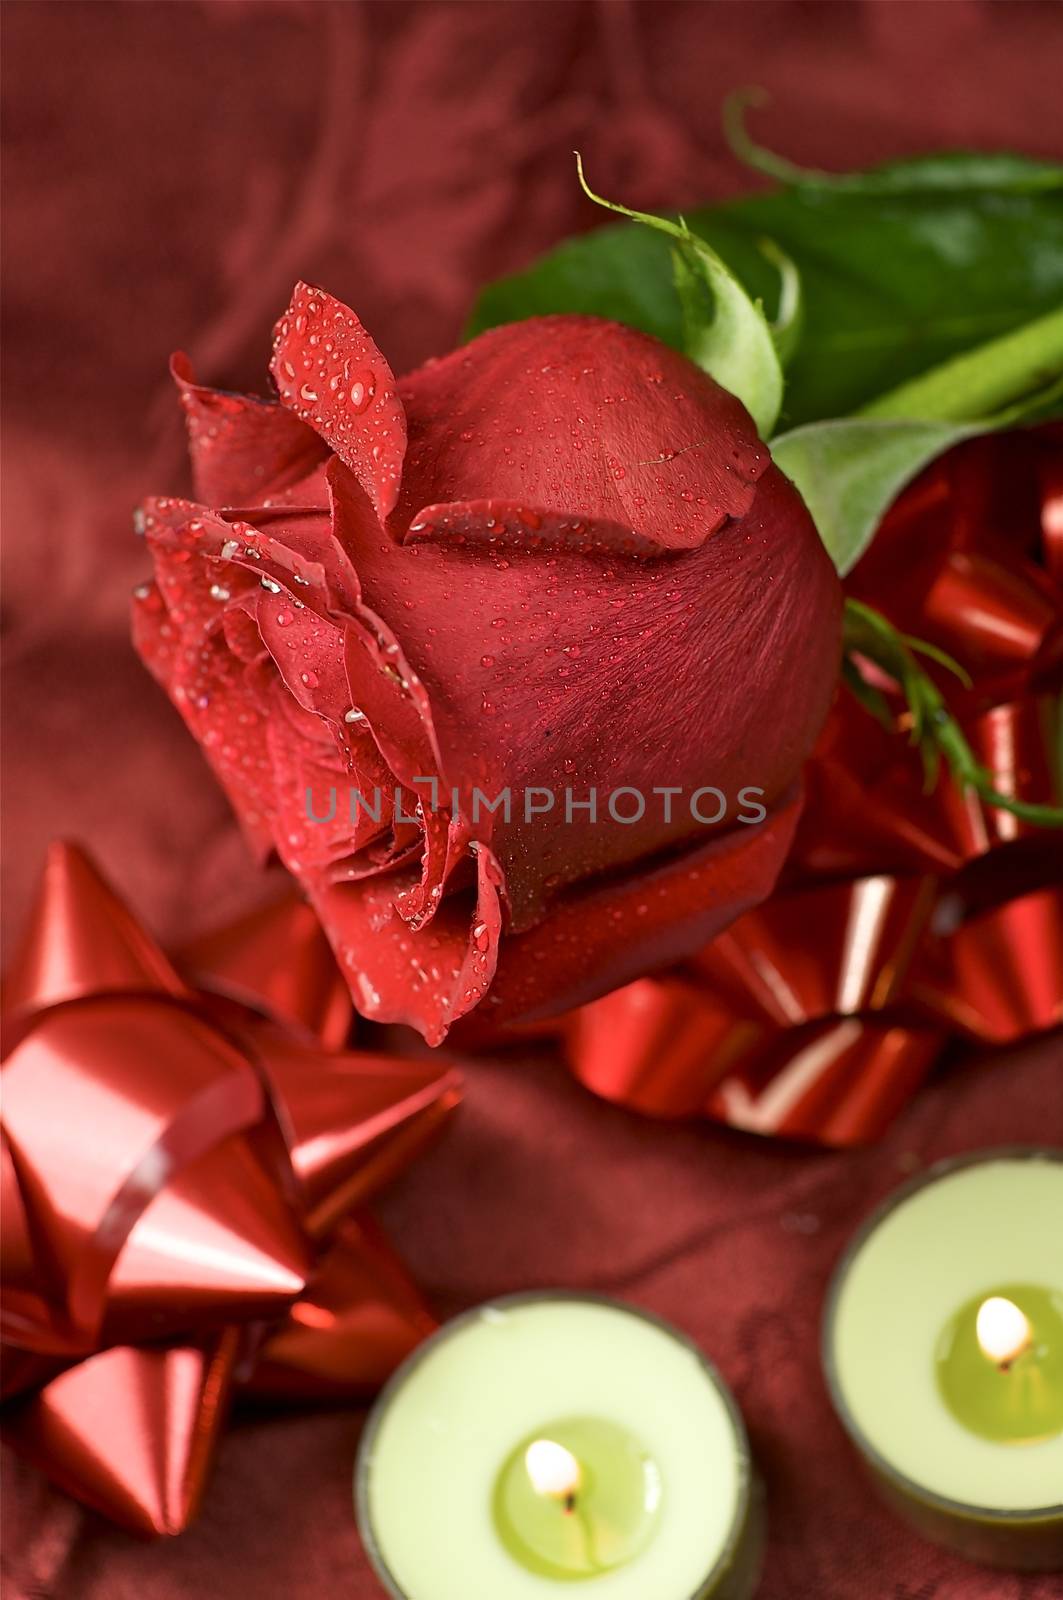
[133,283,841,1042]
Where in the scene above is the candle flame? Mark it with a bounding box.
[976,1295,1032,1366]
[525,1439,582,1500]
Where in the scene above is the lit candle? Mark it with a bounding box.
[356,1293,763,1598]
[824,1148,1063,1568]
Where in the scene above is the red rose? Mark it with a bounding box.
[133,283,840,1042]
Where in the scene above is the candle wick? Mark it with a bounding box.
[997,1336,1035,1373]
[563,1491,577,1514]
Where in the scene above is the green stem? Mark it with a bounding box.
[842,599,1063,828]
[722,88,837,187]
[857,306,1063,423]
[930,710,1063,828]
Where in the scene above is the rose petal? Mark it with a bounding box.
[265,692,394,877]
[329,459,841,929]
[133,499,329,861]
[307,841,503,1043]
[403,498,662,558]
[132,562,279,863]
[171,354,327,508]
[270,282,406,522]
[393,314,769,549]
[459,783,804,1034]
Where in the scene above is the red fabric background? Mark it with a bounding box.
[2,3,1062,1595]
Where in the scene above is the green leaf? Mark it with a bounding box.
[772,417,978,574]
[573,157,784,436]
[774,387,1063,577]
[467,152,1063,427]
[773,306,1063,573]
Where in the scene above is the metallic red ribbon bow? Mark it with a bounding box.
[1,843,460,1535]
[563,431,1063,1144]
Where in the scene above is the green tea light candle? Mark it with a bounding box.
[824,1148,1063,1569]
[356,1293,762,1599]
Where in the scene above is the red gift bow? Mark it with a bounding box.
[562,432,1063,1144]
[1,843,460,1535]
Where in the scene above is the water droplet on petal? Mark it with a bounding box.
[349,372,375,413]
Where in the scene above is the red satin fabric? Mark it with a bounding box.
[1,845,459,1534]
[3,3,1063,1597]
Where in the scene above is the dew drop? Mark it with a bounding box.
[349,372,375,413]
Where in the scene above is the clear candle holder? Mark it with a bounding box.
[356,1291,764,1599]
[823,1146,1063,1570]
